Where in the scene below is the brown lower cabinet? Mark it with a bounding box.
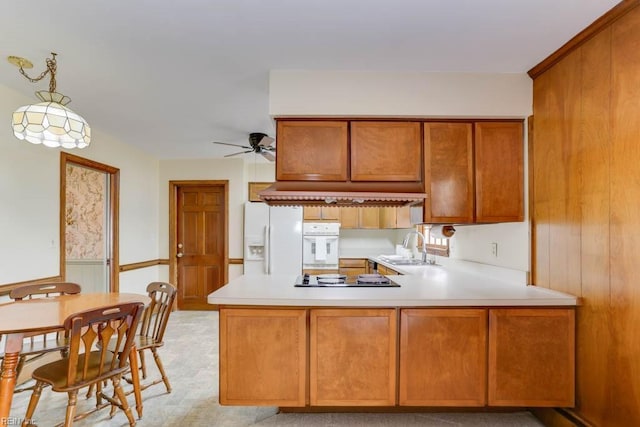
[488,308,575,407]
[399,308,487,406]
[377,264,402,275]
[219,308,307,406]
[218,306,575,408]
[310,308,397,406]
[338,258,367,281]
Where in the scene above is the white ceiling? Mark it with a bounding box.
[1,0,619,160]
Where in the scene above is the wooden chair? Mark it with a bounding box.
[21,302,144,427]
[132,282,177,394]
[9,282,82,301]
[86,283,176,413]
[0,282,82,392]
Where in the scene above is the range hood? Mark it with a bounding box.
[258,181,427,207]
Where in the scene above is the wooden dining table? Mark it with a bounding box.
[0,292,151,420]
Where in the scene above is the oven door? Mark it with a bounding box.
[303,235,339,269]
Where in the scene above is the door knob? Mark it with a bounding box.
[177,252,183,258]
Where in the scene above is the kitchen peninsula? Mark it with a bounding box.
[208,263,577,410]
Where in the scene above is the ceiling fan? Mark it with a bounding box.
[212,132,276,161]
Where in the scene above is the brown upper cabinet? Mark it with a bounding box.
[303,206,341,221]
[339,207,380,229]
[275,118,523,225]
[276,120,349,181]
[380,206,412,228]
[350,121,422,182]
[424,123,474,223]
[423,121,524,224]
[275,119,422,183]
[474,122,524,223]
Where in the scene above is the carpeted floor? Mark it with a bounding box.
[9,311,545,427]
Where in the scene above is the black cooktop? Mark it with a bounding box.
[294,273,400,288]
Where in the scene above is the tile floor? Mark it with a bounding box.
[9,311,545,426]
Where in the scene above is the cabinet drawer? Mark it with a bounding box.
[339,258,367,268]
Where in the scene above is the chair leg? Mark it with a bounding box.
[64,390,79,427]
[112,376,136,426]
[138,349,147,379]
[85,383,94,399]
[22,381,44,427]
[129,347,143,419]
[151,348,172,393]
[109,387,118,419]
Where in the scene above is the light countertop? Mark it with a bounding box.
[208,264,578,307]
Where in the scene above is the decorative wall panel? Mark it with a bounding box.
[65,164,105,259]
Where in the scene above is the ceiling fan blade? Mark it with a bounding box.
[261,151,276,162]
[224,150,254,158]
[212,141,253,150]
[258,136,275,147]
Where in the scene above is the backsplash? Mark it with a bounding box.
[339,228,412,258]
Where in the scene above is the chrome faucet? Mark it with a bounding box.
[402,230,434,264]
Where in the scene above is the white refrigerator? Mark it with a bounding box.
[243,202,303,275]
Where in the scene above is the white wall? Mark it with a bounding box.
[0,84,161,292]
[0,86,60,283]
[269,70,532,273]
[243,160,275,186]
[270,70,532,118]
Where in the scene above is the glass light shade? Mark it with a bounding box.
[12,92,91,149]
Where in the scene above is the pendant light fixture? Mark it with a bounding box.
[8,52,91,149]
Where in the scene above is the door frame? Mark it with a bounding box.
[60,153,120,292]
[168,180,229,292]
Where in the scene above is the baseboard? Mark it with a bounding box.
[530,408,592,427]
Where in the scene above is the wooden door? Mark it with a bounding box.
[423,123,474,223]
[174,182,228,310]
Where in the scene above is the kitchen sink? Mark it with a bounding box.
[377,254,438,266]
[378,255,431,266]
[387,259,431,266]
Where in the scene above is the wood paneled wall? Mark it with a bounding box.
[531,4,640,426]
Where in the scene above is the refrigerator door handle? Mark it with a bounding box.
[264,225,270,274]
